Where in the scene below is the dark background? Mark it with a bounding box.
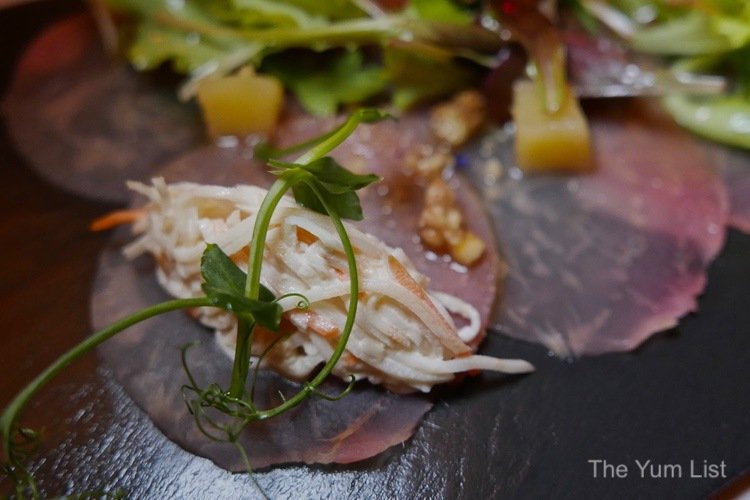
[0,1,748,498]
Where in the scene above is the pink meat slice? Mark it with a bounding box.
[463,100,729,357]
[93,239,432,470]
[91,147,430,471]
[91,116,503,470]
[564,25,750,236]
[2,13,203,203]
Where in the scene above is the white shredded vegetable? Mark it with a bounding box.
[124,178,533,392]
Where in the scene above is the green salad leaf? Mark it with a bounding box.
[268,0,366,20]
[128,21,240,72]
[195,0,326,29]
[409,0,474,24]
[664,91,750,149]
[263,49,388,116]
[384,41,481,109]
[631,11,730,56]
[585,0,750,149]
[103,0,497,115]
[662,48,750,149]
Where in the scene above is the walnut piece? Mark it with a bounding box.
[405,144,453,179]
[418,177,485,266]
[430,90,487,148]
[406,91,491,267]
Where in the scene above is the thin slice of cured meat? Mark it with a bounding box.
[2,13,203,203]
[91,130,503,469]
[462,99,729,357]
[93,245,432,470]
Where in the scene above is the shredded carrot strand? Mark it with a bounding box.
[89,208,145,231]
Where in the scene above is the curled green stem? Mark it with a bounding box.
[235,113,367,418]
[228,176,296,398]
[1,296,212,494]
[295,109,380,164]
[256,181,359,420]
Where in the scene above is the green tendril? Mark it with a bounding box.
[1,297,212,499]
[306,375,357,402]
[232,441,269,500]
[180,341,202,392]
[275,292,311,310]
[1,108,385,498]
[250,333,291,403]
[227,175,295,398]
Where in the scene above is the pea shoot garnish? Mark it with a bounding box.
[0,108,386,499]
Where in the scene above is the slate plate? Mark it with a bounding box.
[0,2,749,499]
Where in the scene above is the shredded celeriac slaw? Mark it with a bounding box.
[124,178,533,393]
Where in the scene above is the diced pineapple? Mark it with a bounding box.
[511,79,594,172]
[196,68,284,138]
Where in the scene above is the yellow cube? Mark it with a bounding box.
[197,69,284,138]
[511,79,594,172]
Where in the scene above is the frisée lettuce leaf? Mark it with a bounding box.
[103,0,501,116]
